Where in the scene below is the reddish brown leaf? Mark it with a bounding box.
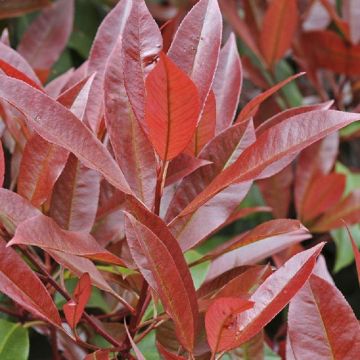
[0,0,50,19]
[86,0,132,132]
[311,189,360,232]
[8,215,125,266]
[145,53,200,160]
[157,341,186,360]
[0,42,40,85]
[203,219,310,264]
[205,297,255,353]
[84,350,110,360]
[0,75,133,196]
[295,133,339,217]
[122,0,163,130]
[0,58,43,91]
[18,134,69,207]
[236,72,304,123]
[125,322,145,360]
[344,225,360,285]
[213,33,242,133]
[301,30,360,76]
[260,0,298,68]
[168,0,222,105]
[50,153,100,232]
[179,110,360,217]
[0,236,61,327]
[215,244,324,351]
[257,165,294,218]
[104,36,157,208]
[186,90,217,156]
[124,213,198,351]
[167,120,255,251]
[287,274,360,359]
[301,173,346,223]
[63,273,91,329]
[18,0,74,82]
[165,154,211,187]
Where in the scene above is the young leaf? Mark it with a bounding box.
[236,72,304,123]
[145,53,200,160]
[301,173,346,223]
[0,75,133,196]
[63,273,92,329]
[0,320,29,360]
[311,189,360,232]
[8,215,125,266]
[287,274,360,358]
[260,0,298,68]
[0,237,61,327]
[344,225,360,285]
[104,37,157,208]
[295,134,339,217]
[179,110,360,217]
[205,297,254,353]
[213,33,242,133]
[213,243,324,351]
[18,0,74,82]
[18,134,69,207]
[124,213,198,351]
[168,0,222,105]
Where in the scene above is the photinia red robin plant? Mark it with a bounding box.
[0,0,360,359]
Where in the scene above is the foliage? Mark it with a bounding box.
[0,0,359,359]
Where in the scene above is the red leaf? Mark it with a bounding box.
[295,134,339,216]
[0,58,44,91]
[8,215,125,266]
[213,33,242,133]
[167,120,255,251]
[179,110,360,217]
[50,153,100,232]
[205,297,255,353]
[287,274,360,358]
[301,173,346,222]
[0,42,40,85]
[165,154,211,187]
[86,0,132,132]
[63,273,91,328]
[215,244,324,351]
[18,0,74,82]
[124,212,198,351]
[236,72,304,123]
[0,236,61,327]
[344,225,360,285]
[186,90,217,156]
[0,75,133,196]
[104,35,157,208]
[260,0,298,68]
[122,0,163,130]
[145,53,200,160]
[311,189,360,232]
[18,134,69,207]
[301,30,360,76]
[168,0,222,105]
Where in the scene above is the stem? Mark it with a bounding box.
[50,327,61,360]
[154,160,169,215]
[0,305,22,318]
[20,247,124,349]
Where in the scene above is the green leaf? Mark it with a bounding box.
[185,250,210,289]
[0,319,29,360]
[264,343,281,359]
[331,224,360,273]
[137,331,160,360]
[336,162,360,196]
